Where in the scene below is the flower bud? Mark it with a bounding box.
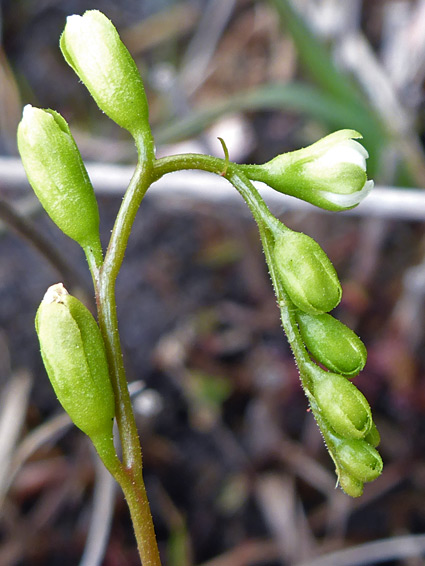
[241,130,373,211]
[17,106,100,249]
[60,10,152,140]
[338,471,364,498]
[35,284,115,442]
[336,439,383,483]
[296,312,367,377]
[312,370,372,439]
[274,230,342,314]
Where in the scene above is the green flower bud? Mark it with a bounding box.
[17,106,100,250]
[296,312,367,377]
[312,370,372,439]
[274,230,342,314]
[35,283,115,442]
[338,470,364,498]
[336,439,383,483]
[60,10,152,140]
[241,130,373,211]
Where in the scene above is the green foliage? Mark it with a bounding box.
[269,0,386,175]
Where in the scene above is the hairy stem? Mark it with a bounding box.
[86,156,161,566]
[153,153,312,386]
[152,154,280,232]
[93,434,160,566]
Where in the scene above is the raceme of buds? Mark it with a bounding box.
[17,106,100,250]
[296,312,367,377]
[273,230,342,315]
[35,284,115,442]
[60,10,152,139]
[240,129,373,211]
[312,370,372,439]
[336,439,383,483]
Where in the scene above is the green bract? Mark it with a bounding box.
[336,439,383,483]
[240,130,373,211]
[35,283,115,442]
[312,370,372,439]
[60,10,152,140]
[17,106,100,250]
[274,230,342,314]
[297,312,367,377]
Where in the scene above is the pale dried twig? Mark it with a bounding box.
[1,157,425,219]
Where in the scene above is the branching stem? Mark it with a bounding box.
[84,150,318,566]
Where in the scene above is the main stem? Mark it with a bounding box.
[86,131,162,565]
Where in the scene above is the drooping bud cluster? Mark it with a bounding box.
[309,367,382,497]
[271,222,382,496]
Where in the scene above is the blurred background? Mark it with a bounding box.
[2,0,425,565]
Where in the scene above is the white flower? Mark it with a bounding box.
[241,130,374,211]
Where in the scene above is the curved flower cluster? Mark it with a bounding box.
[273,227,382,497]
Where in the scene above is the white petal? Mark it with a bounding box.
[22,104,37,120]
[320,179,374,208]
[316,140,368,171]
[43,283,68,304]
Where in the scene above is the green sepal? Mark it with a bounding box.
[17,106,101,250]
[35,283,115,441]
[364,421,381,447]
[273,230,342,314]
[338,470,364,498]
[296,312,367,377]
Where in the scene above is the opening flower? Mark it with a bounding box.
[240,129,374,211]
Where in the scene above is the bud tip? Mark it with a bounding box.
[42,283,69,304]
